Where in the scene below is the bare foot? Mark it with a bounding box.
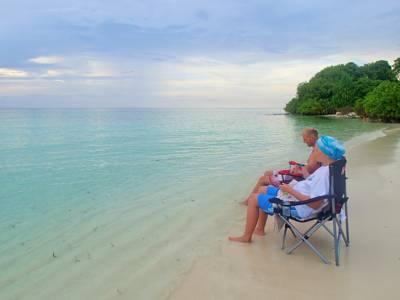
[254,228,266,236]
[228,235,252,243]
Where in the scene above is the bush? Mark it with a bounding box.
[284,97,299,113]
[354,99,366,117]
[363,81,400,121]
[297,99,324,115]
[284,59,398,117]
[360,60,396,81]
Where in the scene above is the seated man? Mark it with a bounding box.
[242,128,320,205]
[229,135,345,243]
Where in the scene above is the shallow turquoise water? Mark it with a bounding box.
[0,108,388,299]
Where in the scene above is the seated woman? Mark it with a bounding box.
[229,136,345,243]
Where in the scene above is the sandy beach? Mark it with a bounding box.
[169,126,400,300]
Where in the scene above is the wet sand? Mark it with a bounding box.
[169,127,400,300]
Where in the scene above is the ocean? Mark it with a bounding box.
[0,108,388,299]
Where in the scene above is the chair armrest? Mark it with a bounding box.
[269,197,283,205]
[274,195,334,207]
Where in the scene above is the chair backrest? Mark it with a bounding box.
[329,158,347,212]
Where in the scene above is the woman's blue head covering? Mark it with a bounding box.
[316,136,345,160]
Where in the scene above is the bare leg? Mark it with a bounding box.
[229,194,260,243]
[251,175,271,193]
[241,173,272,205]
[264,170,273,177]
[254,209,268,236]
[254,185,269,235]
[258,186,267,194]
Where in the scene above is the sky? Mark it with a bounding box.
[0,0,399,108]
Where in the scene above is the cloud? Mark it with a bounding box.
[29,56,63,64]
[0,68,29,78]
[1,1,399,107]
[82,60,119,78]
[154,55,327,107]
[29,55,130,79]
[1,49,399,108]
[40,69,64,77]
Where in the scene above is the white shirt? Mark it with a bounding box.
[293,165,330,218]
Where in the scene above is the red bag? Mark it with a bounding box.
[278,169,303,178]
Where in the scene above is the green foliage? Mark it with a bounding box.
[363,81,400,122]
[285,59,400,122]
[354,99,366,117]
[297,100,324,115]
[393,57,400,80]
[353,77,381,97]
[360,60,396,81]
[284,97,300,113]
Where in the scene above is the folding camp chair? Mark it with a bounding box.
[270,159,350,266]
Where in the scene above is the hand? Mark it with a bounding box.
[279,183,292,193]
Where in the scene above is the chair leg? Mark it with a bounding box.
[337,220,349,247]
[337,219,342,262]
[286,221,323,254]
[345,202,350,246]
[288,226,296,237]
[322,223,335,238]
[285,222,329,264]
[333,216,340,266]
[282,225,288,249]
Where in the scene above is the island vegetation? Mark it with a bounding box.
[285,58,400,122]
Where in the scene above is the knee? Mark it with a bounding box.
[248,195,259,207]
[258,186,266,194]
[258,175,266,184]
[264,170,273,176]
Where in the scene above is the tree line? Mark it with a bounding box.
[285,58,400,122]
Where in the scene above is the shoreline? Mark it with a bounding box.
[291,112,400,124]
[168,126,400,300]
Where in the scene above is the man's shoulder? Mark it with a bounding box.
[307,145,316,157]
[309,145,318,155]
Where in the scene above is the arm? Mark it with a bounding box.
[279,183,323,209]
[305,149,320,174]
[305,160,319,175]
[279,183,309,201]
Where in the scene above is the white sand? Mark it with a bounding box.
[169,127,400,300]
